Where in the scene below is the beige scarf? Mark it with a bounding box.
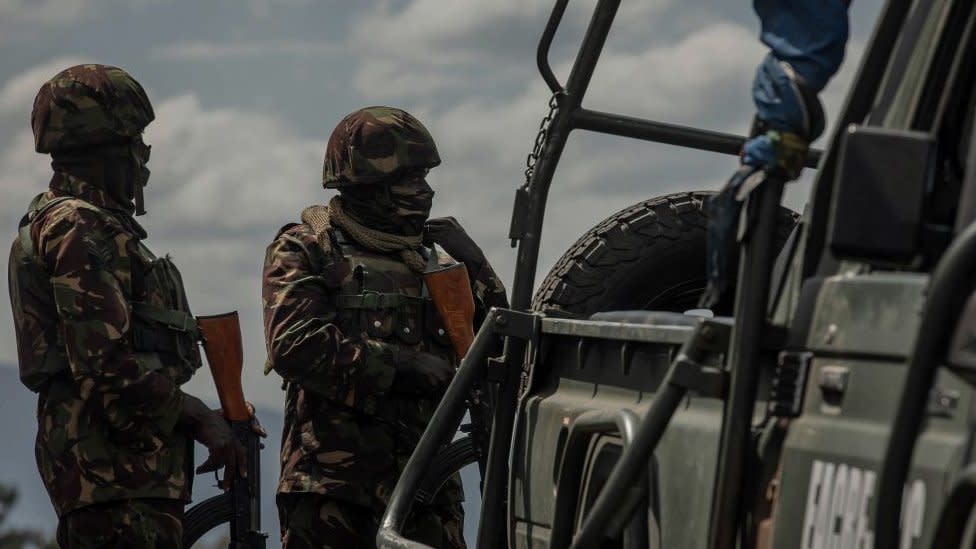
[301,196,427,273]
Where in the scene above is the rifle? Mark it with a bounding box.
[190,311,267,548]
[424,263,493,482]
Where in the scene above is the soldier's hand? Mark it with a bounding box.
[395,351,455,397]
[181,395,247,482]
[424,217,486,269]
[244,401,268,444]
[216,401,268,447]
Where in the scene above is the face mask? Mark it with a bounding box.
[130,136,151,215]
[340,171,435,236]
[388,176,434,231]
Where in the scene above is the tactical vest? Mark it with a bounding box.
[330,228,456,358]
[12,192,201,392]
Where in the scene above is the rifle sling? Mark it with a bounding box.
[131,302,200,337]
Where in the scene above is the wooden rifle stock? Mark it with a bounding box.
[424,263,476,357]
[197,311,250,422]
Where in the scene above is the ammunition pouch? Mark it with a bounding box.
[131,254,202,384]
[336,291,452,349]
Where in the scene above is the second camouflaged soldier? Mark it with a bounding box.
[263,106,508,548]
[8,64,245,548]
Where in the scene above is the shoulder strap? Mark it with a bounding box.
[18,194,76,260]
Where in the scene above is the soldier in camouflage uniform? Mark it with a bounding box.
[8,64,246,548]
[263,106,509,548]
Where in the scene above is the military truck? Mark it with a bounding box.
[377,0,976,547]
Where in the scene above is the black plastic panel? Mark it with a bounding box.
[828,125,936,264]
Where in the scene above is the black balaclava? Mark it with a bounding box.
[339,173,434,237]
[50,136,151,215]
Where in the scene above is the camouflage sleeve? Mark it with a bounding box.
[262,226,396,415]
[38,205,183,445]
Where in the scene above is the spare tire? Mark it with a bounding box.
[532,191,798,316]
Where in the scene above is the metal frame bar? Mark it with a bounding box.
[549,410,639,549]
[508,0,621,311]
[377,311,500,549]
[508,0,821,311]
[476,317,536,548]
[707,179,786,549]
[572,108,823,165]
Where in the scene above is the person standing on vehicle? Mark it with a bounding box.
[263,106,508,548]
[8,64,246,548]
[701,0,852,308]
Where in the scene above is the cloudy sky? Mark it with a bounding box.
[0,0,883,537]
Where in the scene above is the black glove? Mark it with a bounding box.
[180,394,246,480]
[394,351,455,397]
[425,217,487,272]
[214,401,269,450]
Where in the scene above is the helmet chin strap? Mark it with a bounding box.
[134,178,146,216]
[130,140,150,216]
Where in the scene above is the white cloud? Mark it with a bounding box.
[347,0,677,98]
[586,23,761,125]
[352,60,468,99]
[0,0,90,25]
[245,0,311,19]
[0,56,91,116]
[0,0,161,27]
[351,0,547,62]
[153,39,337,60]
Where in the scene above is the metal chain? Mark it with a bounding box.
[522,91,564,190]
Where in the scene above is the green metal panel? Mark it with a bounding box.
[771,272,975,549]
[806,273,927,358]
[511,318,755,548]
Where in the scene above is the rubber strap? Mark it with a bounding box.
[131,302,200,337]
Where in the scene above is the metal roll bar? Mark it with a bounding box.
[377,311,499,549]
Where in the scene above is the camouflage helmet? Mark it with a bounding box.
[31,64,155,154]
[323,106,441,188]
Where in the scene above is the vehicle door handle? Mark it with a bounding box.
[818,365,849,395]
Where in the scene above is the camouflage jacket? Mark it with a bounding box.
[7,172,199,517]
[263,220,507,509]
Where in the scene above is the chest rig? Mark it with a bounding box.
[128,240,202,385]
[330,229,455,355]
[13,192,201,391]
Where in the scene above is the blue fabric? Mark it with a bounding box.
[754,0,850,92]
[751,55,812,137]
[743,1,850,165]
[700,0,851,308]
[742,121,782,167]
